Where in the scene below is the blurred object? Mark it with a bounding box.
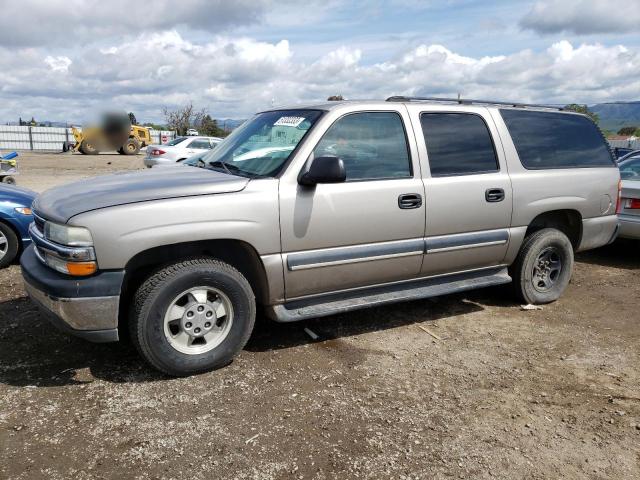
[0,151,19,184]
[66,112,152,155]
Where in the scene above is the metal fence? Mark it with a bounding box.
[0,125,176,151]
[609,139,640,151]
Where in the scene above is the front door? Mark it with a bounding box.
[409,107,513,276]
[279,108,426,299]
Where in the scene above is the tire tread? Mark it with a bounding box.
[510,228,573,304]
[130,258,254,376]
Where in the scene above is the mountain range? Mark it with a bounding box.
[591,102,640,133]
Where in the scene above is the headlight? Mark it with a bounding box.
[14,207,32,215]
[37,221,97,276]
[44,222,93,246]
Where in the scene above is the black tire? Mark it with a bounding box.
[1,175,15,184]
[117,147,126,155]
[130,258,256,376]
[0,222,19,269]
[122,138,140,155]
[80,140,99,155]
[510,228,574,305]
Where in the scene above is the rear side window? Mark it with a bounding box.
[313,112,411,181]
[189,139,212,149]
[500,109,614,169]
[166,136,188,146]
[420,113,499,177]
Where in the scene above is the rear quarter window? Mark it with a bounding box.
[500,109,615,169]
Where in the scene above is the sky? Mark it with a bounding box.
[0,0,639,123]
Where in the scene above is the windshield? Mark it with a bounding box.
[619,157,640,180]
[166,136,188,146]
[201,109,323,177]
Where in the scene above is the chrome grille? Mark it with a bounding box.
[33,212,46,234]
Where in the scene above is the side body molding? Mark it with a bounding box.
[282,229,510,273]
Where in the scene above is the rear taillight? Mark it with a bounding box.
[626,198,640,209]
[151,149,166,156]
[615,180,623,214]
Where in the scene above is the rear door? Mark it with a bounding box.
[408,106,513,276]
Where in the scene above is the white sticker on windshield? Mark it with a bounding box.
[274,116,306,127]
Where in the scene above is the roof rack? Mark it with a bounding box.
[385,96,564,111]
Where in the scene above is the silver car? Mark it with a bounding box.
[618,154,640,239]
[144,136,221,167]
[22,97,620,376]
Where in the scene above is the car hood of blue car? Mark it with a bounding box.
[0,184,36,208]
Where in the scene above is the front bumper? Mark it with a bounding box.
[618,214,640,240]
[20,245,124,342]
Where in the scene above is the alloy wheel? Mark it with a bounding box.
[163,286,234,355]
[0,230,7,260]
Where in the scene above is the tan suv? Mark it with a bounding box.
[22,97,620,376]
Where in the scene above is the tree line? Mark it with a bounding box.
[161,103,229,137]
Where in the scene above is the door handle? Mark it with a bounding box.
[398,193,422,209]
[485,188,505,203]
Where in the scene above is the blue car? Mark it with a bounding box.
[0,184,35,268]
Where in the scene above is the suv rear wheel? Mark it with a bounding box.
[510,228,574,305]
[130,258,256,376]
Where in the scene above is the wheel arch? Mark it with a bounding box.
[525,209,583,249]
[119,239,271,326]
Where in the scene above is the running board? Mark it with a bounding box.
[267,267,512,323]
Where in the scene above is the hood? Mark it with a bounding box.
[33,167,249,223]
[0,184,36,206]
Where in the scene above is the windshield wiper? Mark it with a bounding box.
[208,159,232,175]
[207,160,262,178]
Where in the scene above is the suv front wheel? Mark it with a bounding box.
[130,258,256,376]
[510,228,574,305]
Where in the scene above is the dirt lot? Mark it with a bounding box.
[1,152,639,479]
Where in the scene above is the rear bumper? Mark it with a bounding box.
[143,157,158,168]
[20,245,124,342]
[577,215,619,252]
[618,214,640,240]
[143,157,175,168]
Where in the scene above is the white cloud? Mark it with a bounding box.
[44,55,72,73]
[0,0,271,47]
[520,0,640,35]
[1,33,639,123]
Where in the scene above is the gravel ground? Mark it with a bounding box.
[1,152,639,479]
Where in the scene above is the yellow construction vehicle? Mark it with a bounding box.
[65,113,152,155]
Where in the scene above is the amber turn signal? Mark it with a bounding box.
[66,261,97,276]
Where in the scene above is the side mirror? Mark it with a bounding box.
[299,156,346,186]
